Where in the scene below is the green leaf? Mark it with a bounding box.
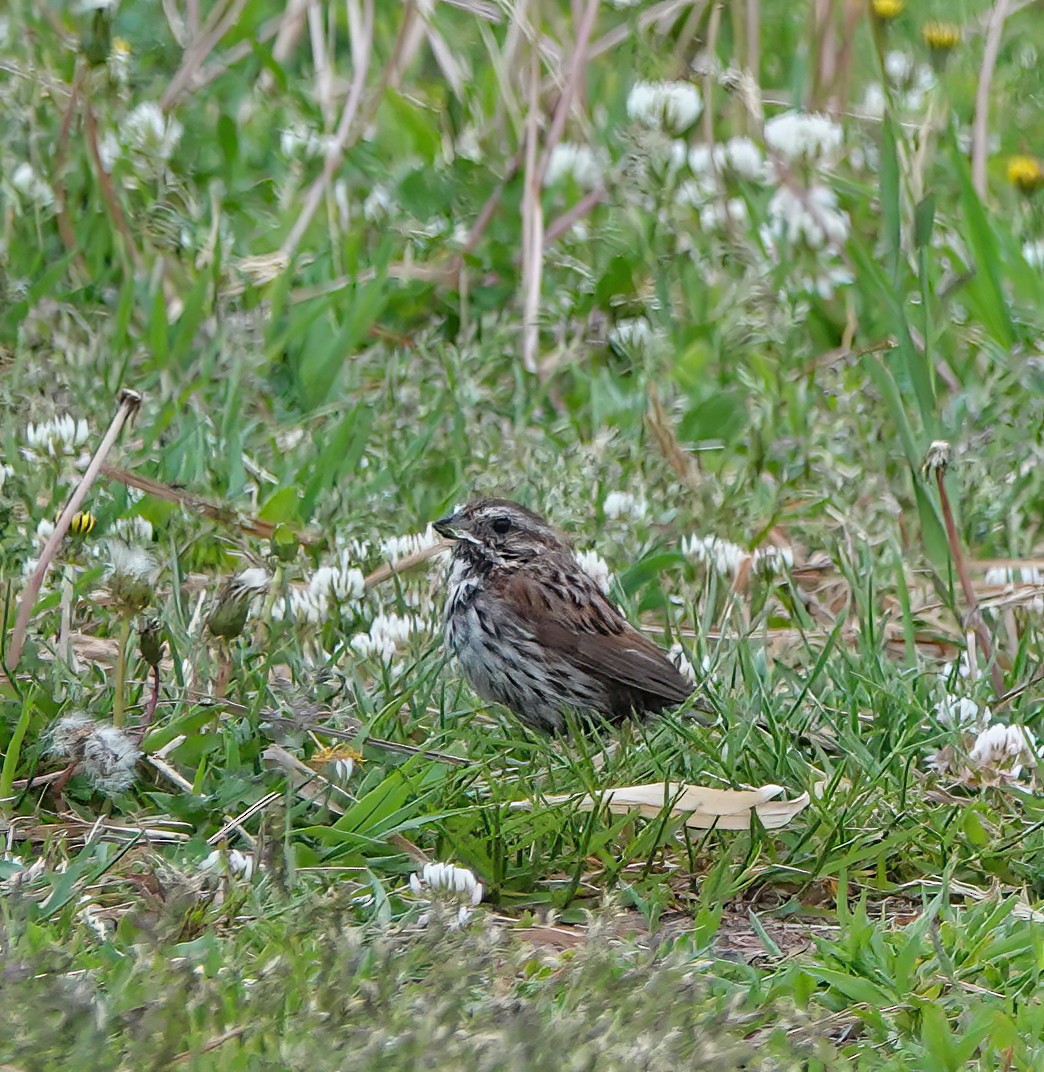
[258,486,302,525]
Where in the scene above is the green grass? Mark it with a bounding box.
[2,0,1043,1067]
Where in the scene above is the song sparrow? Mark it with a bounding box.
[433,498,695,734]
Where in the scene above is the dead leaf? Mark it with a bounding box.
[530,782,817,830]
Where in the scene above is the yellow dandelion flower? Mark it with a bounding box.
[872,0,904,20]
[923,21,961,50]
[1007,155,1044,194]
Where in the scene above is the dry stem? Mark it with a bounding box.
[6,389,141,672]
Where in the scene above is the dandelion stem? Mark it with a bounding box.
[113,617,132,728]
[6,388,141,672]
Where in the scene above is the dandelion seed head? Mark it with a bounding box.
[46,712,95,761]
[81,725,140,795]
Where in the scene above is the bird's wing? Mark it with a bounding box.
[498,570,693,705]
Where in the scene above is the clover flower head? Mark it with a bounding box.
[573,549,612,593]
[627,81,703,134]
[122,102,183,166]
[380,526,439,565]
[603,491,648,522]
[544,143,604,189]
[24,414,90,458]
[764,111,843,165]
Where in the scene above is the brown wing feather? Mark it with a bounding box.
[499,569,693,708]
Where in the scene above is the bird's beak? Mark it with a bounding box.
[434,512,481,546]
[432,514,459,540]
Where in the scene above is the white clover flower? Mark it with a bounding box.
[279,123,333,160]
[1022,240,1044,268]
[269,585,329,626]
[603,491,647,521]
[98,131,121,172]
[122,102,182,166]
[24,414,90,458]
[81,725,140,794]
[410,861,483,926]
[884,50,915,84]
[752,545,794,575]
[699,197,748,231]
[795,264,855,300]
[11,163,55,209]
[861,83,887,119]
[966,723,1039,778]
[105,538,156,581]
[36,518,56,545]
[111,516,153,544]
[687,144,714,175]
[669,643,700,685]
[934,695,988,727]
[682,534,747,577]
[380,526,439,564]
[349,631,397,661]
[675,177,715,208]
[939,653,974,683]
[544,143,603,189]
[627,81,702,134]
[233,567,271,593]
[608,316,660,358]
[716,136,767,181]
[350,612,421,660]
[764,111,842,165]
[762,185,850,251]
[199,848,255,879]
[576,549,612,593]
[363,186,393,222]
[0,462,13,491]
[309,551,366,604]
[410,861,483,903]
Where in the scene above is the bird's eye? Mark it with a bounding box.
[491,516,512,535]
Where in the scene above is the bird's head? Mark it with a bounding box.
[433,499,568,564]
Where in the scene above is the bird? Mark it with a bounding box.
[432,498,696,734]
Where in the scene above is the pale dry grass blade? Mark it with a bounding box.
[162,0,252,109]
[281,0,375,261]
[531,782,817,830]
[971,0,1011,198]
[520,44,544,374]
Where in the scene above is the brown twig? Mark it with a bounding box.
[99,464,322,545]
[6,389,142,672]
[646,385,701,491]
[971,0,1011,199]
